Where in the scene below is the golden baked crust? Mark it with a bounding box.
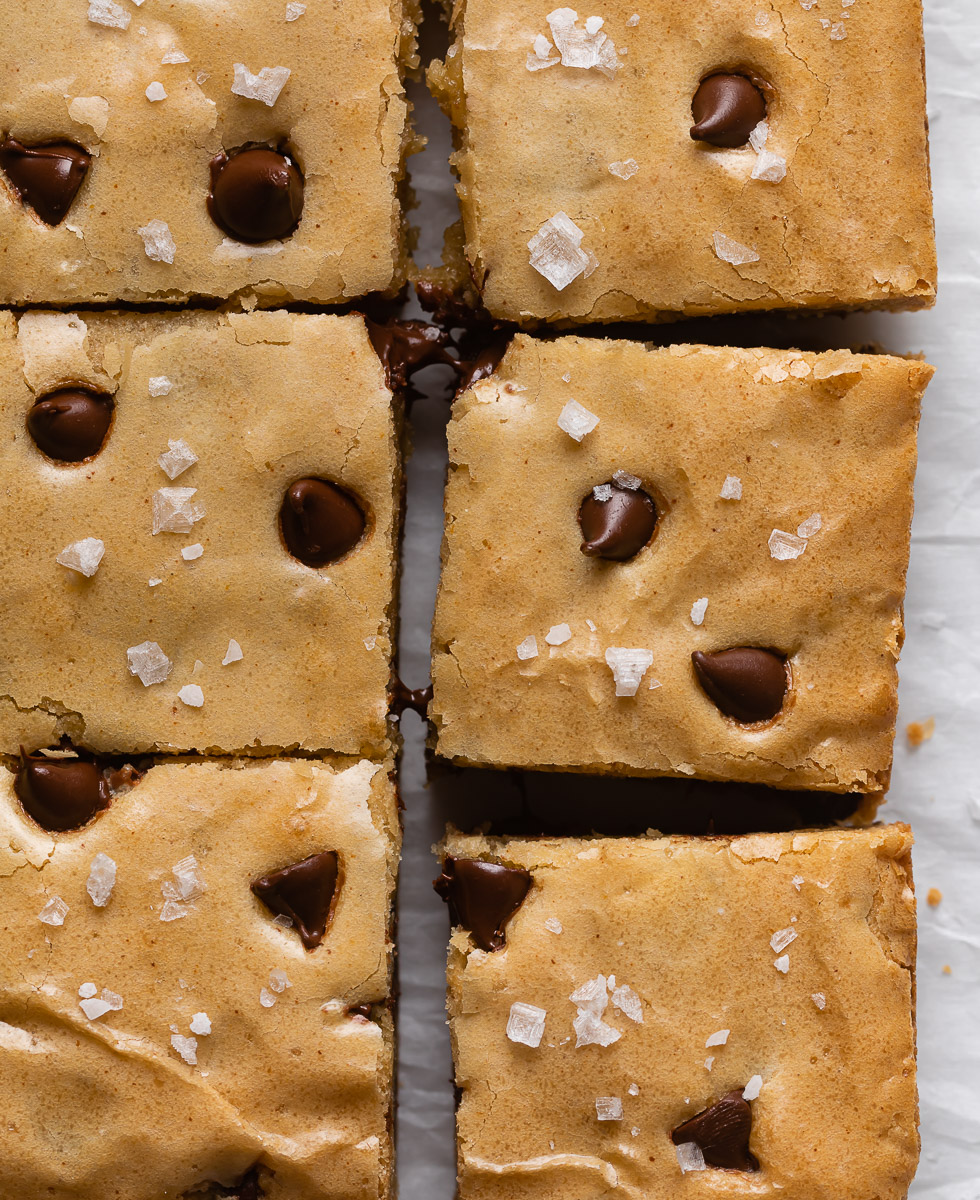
[0,0,418,305]
[431,335,933,793]
[431,0,937,324]
[0,310,400,759]
[440,823,918,1200]
[0,755,399,1200]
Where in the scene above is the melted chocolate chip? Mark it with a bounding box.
[207,147,304,243]
[27,387,113,462]
[0,137,91,225]
[672,1091,759,1171]
[692,647,789,723]
[690,75,767,148]
[15,753,111,832]
[365,317,457,394]
[252,851,340,950]
[457,338,511,393]
[279,478,366,567]
[579,482,658,561]
[390,679,433,719]
[434,857,532,952]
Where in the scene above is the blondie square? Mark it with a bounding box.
[0,309,401,759]
[436,823,918,1200]
[430,0,936,324]
[0,0,417,305]
[0,754,399,1200]
[431,335,933,793]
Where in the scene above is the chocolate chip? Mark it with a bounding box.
[279,478,366,567]
[579,482,658,561]
[15,753,111,832]
[0,137,91,225]
[26,387,113,463]
[690,75,767,148]
[672,1091,759,1171]
[433,857,532,952]
[207,146,304,244]
[252,851,340,950]
[347,1003,373,1021]
[692,647,789,723]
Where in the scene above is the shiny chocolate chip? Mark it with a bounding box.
[0,137,91,225]
[579,482,658,561]
[252,850,340,950]
[26,387,113,462]
[279,478,366,567]
[692,647,788,723]
[434,857,532,952]
[690,75,767,148]
[207,146,304,244]
[15,753,111,832]
[672,1091,759,1171]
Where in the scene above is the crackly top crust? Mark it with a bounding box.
[0,756,399,1200]
[0,309,400,759]
[0,0,416,305]
[431,335,933,793]
[433,0,936,324]
[440,823,917,1200]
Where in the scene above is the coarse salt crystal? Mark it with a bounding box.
[171,1033,198,1064]
[268,969,292,994]
[768,529,807,561]
[181,544,204,561]
[612,469,641,490]
[127,641,172,686]
[101,989,123,1011]
[596,1096,623,1121]
[705,1056,714,1071]
[797,512,822,538]
[627,14,639,26]
[231,63,291,107]
[517,635,538,661]
[705,1028,730,1047]
[753,148,788,183]
[80,997,112,1020]
[676,1141,707,1173]
[86,852,117,907]
[145,82,167,101]
[285,1,306,18]
[529,212,594,291]
[713,231,760,266]
[87,0,130,29]
[774,954,790,973]
[770,926,798,953]
[611,983,643,1023]
[792,875,804,891]
[57,537,105,578]
[608,158,639,180]
[546,7,621,77]
[605,647,653,697]
[223,639,244,665]
[149,376,172,396]
[79,982,98,998]
[506,1001,546,1048]
[178,684,204,708]
[161,50,189,64]
[593,483,614,502]
[137,220,176,264]
[158,438,198,479]
[812,992,826,1010]
[829,21,847,39]
[557,399,599,441]
[743,1074,763,1100]
[545,917,563,933]
[573,1009,621,1047]
[152,487,205,534]
[546,623,572,646]
[170,854,206,901]
[259,987,277,1008]
[690,597,708,626]
[190,1012,212,1034]
[527,33,560,70]
[720,475,743,500]
[38,896,69,927]
[148,578,163,587]
[160,899,191,922]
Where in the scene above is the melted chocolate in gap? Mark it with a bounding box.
[434,857,532,951]
[390,679,433,718]
[364,317,457,394]
[456,337,512,393]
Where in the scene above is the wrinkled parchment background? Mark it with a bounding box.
[394,3,980,1196]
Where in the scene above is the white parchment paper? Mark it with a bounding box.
[394,3,980,1196]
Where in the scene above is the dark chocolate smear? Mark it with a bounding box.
[0,137,91,224]
[434,857,532,951]
[252,851,340,950]
[672,1090,759,1171]
[692,647,789,723]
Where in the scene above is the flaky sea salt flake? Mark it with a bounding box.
[149,376,172,396]
[573,1009,621,1047]
[690,597,708,626]
[753,148,788,183]
[152,486,205,534]
[705,1028,730,1047]
[558,399,599,441]
[544,917,563,934]
[57,537,105,577]
[720,475,743,500]
[145,82,167,101]
[546,623,572,646]
[529,212,592,291]
[713,231,760,266]
[171,1033,198,1064]
[88,0,130,29]
[160,899,191,921]
[608,158,639,179]
[705,1056,714,1071]
[593,483,614,502]
[190,1012,212,1034]
[797,512,822,538]
[770,926,798,953]
[611,983,643,1023]
[231,63,291,107]
[137,219,176,264]
[517,635,539,661]
[285,2,306,18]
[158,438,198,479]
[546,7,621,77]
[127,641,172,685]
[768,529,807,561]
[605,647,653,697]
[743,1074,763,1100]
[171,854,206,901]
[101,988,123,1011]
[181,544,204,562]
[178,684,204,708]
[812,992,826,1010]
[39,896,69,926]
[774,954,790,973]
[223,639,244,665]
[86,852,117,906]
[506,1001,546,1048]
[596,1096,623,1120]
[79,982,98,998]
[612,469,641,490]
[268,969,292,994]
[676,1141,707,1173]
[80,997,112,1020]
[162,50,189,64]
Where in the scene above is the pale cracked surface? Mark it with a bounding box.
[431,0,937,324]
[0,0,417,305]
[431,335,934,793]
[0,310,400,758]
[441,824,918,1200]
[0,756,399,1200]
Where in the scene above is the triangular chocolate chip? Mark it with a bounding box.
[251,851,339,950]
[672,1090,759,1171]
[692,647,788,723]
[433,857,532,951]
[0,137,91,225]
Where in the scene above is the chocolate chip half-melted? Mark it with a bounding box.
[579,481,658,561]
[672,1091,759,1171]
[251,850,340,950]
[207,146,304,243]
[690,74,767,148]
[434,857,532,951]
[0,136,91,224]
[279,478,366,567]
[27,387,114,462]
[15,752,112,832]
[692,647,789,723]
[365,317,457,394]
